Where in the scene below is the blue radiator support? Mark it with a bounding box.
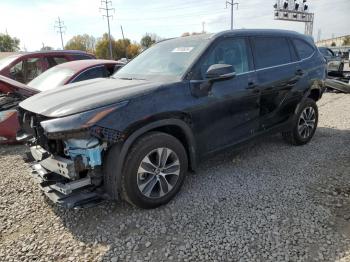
[64,138,103,168]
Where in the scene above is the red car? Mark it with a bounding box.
[0,59,123,143]
[0,50,95,84]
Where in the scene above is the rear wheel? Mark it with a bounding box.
[282,98,318,146]
[121,132,188,209]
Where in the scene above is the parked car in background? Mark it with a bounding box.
[18,29,326,209]
[0,59,123,142]
[318,47,344,72]
[0,50,95,84]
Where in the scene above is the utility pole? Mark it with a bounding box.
[317,29,322,42]
[226,0,239,30]
[100,0,115,59]
[120,25,128,59]
[54,17,66,50]
[202,22,205,33]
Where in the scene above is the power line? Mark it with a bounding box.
[226,0,239,30]
[100,0,115,59]
[54,17,66,49]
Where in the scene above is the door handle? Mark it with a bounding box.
[246,82,258,89]
[295,69,304,76]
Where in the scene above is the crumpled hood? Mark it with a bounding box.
[19,78,161,117]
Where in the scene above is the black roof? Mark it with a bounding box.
[175,29,313,44]
[215,29,313,42]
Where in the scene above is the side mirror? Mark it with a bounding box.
[205,64,236,81]
[190,64,236,98]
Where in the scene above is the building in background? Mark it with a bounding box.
[316,35,350,47]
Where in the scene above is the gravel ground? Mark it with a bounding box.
[0,93,349,262]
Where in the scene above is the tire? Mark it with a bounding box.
[282,98,318,146]
[120,132,188,209]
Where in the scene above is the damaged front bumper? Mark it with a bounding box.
[28,145,105,208]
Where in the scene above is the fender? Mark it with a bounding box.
[105,119,197,199]
[294,85,321,116]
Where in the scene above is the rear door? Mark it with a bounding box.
[251,36,299,130]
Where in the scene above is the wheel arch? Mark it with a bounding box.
[104,118,197,199]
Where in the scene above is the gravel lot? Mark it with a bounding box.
[0,93,349,262]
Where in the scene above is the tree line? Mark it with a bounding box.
[0,32,160,60]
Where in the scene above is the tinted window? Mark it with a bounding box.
[72,54,94,60]
[47,56,68,67]
[72,66,108,82]
[252,37,292,69]
[195,38,250,79]
[293,39,315,59]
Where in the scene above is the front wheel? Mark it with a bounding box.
[282,98,318,146]
[121,132,188,209]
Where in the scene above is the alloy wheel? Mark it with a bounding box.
[137,147,180,199]
[298,106,316,139]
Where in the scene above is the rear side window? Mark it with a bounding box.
[72,54,94,60]
[72,66,108,83]
[252,37,292,69]
[46,56,69,67]
[293,39,315,60]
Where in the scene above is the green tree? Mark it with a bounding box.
[115,38,131,59]
[0,33,20,52]
[140,33,160,49]
[41,46,53,51]
[343,36,350,46]
[65,34,96,53]
[95,33,114,59]
[127,43,141,58]
[95,34,140,60]
[331,42,336,47]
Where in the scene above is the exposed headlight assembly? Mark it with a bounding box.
[40,101,128,139]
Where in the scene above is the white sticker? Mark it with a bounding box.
[172,47,194,53]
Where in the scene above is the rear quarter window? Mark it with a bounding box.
[72,66,108,83]
[252,37,292,69]
[293,39,315,60]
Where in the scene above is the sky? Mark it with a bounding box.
[0,0,349,51]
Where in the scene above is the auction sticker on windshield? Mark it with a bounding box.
[172,47,194,53]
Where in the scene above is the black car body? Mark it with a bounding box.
[18,29,326,208]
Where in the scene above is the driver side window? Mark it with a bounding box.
[193,38,250,80]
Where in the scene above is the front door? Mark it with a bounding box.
[189,37,260,155]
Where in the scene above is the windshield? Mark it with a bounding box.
[27,66,76,91]
[113,35,211,81]
[0,55,19,71]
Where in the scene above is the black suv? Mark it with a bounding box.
[18,29,326,209]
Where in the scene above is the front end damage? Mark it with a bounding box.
[17,104,126,208]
